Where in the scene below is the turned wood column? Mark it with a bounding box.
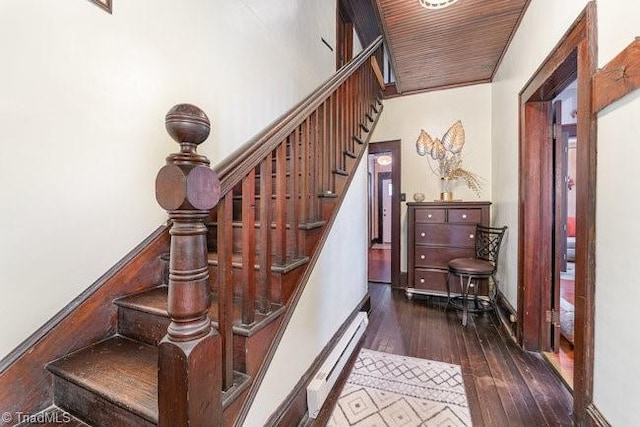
[155,104,222,426]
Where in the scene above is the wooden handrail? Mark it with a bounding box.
[214,36,383,195]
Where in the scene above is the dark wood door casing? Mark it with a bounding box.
[517,3,597,424]
[369,140,401,287]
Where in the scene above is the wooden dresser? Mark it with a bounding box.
[406,201,491,298]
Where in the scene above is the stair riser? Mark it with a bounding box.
[321,197,339,220]
[118,308,169,347]
[234,315,282,377]
[54,377,155,427]
[207,224,306,254]
[117,307,251,373]
[208,265,284,304]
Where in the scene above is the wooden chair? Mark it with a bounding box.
[447,225,507,326]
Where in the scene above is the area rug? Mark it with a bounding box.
[560,297,575,345]
[328,348,472,426]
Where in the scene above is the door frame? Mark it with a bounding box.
[517,2,597,424]
[369,140,401,287]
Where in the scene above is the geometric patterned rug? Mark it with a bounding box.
[328,349,472,426]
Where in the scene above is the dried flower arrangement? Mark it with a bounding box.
[415,120,483,198]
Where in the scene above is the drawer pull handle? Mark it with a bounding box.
[470,234,474,239]
[428,214,432,218]
[462,214,467,219]
[420,255,425,259]
[420,232,426,237]
[420,278,425,283]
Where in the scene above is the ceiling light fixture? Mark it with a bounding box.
[418,0,459,9]
[377,155,392,166]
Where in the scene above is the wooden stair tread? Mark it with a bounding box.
[333,168,348,176]
[207,252,309,273]
[115,286,168,316]
[206,220,325,230]
[232,194,291,200]
[115,286,286,336]
[47,336,159,424]
[47,337,252,423]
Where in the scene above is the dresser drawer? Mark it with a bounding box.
[414,246,475,268]
[415,224,477,247]
[413,268,448,293]
[448,208,482,224]
[414,208,445,223]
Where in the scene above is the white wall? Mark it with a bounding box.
[492,0,640,424]
[370,84,492,270]
[0,0,336,360]
[245,154,369,426]
[592,1,640,424]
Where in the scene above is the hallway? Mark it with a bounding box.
[314,284,573,426]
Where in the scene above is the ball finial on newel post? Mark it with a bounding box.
[165,103,210,149]
[156,104,222,425]
[156,103,219,212]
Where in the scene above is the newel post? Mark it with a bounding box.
[155,104,222,426]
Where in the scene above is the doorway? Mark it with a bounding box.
[517,3,597,424]
[378,172,392,244]
[368,141,401,286]
[543,83,578,388]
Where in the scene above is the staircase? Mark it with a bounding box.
[2,37,384,427]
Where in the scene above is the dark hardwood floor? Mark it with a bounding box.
[368,247,391,283]
[312,283,574,426]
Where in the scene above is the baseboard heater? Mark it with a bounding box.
[307,311,368,419]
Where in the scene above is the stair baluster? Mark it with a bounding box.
[257,153,273,314]
[241,170,257,326]
[217,192,235,391]
[288,132,300,258]
[274,142,288,275]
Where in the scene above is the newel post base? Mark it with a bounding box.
[158,330,222,426]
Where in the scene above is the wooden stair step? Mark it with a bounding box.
[232,194,291,200]
[345,149,357,159]
[207,252,309,274]
[48,336,159,426]
[333,168,348,176]
[115,286,287,343]
[318,190,339,198]
[206,220,325,231]
[47,336,251,426]
[254,171,291,179]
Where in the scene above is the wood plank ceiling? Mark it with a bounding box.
[375,0,530,94]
